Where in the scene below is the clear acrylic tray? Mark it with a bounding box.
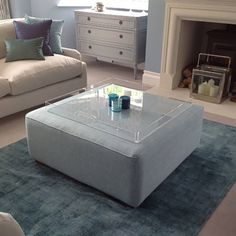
[48,84,192,143]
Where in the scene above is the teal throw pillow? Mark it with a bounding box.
[5,37,45,62]
[25,15,64,54]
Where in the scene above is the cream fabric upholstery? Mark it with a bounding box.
[0,55,83,95]
[0,20,15,59]
[63,47,82,60]
[0,19,23,59]
[0,76,10,98]
[0,212,25,236]
[0,76,87,118]
[0,18,87,118]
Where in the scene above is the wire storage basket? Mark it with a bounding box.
[190,53,232,103]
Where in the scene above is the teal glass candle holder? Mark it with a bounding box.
[108,93,119,107]
[111,98,122,112]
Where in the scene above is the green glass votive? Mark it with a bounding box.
[111,98,122,112]
[108,93,119,107]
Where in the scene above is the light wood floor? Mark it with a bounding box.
[0,59,236,236]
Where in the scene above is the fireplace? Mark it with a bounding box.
[160,0,236,92]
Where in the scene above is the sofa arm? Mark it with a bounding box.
[0,212,25,236]
[62,47,82,61]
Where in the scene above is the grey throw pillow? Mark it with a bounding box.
[5,37,45,62]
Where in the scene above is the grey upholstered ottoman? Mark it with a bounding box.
[26,91,203,207]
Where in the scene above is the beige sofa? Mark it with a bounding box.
[0,19,87,118]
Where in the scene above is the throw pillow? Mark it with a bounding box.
[13,20,53,56]
[25,15,64,54]
[5,37,45,62]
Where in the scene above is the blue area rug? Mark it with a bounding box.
[0,120,236,236]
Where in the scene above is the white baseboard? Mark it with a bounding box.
[142,70,160,87]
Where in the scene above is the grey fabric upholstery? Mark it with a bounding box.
[26,103,203,207]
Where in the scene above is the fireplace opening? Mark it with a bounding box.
[206,25,236,95]
[175,20,236,101]
[177,21,231,84]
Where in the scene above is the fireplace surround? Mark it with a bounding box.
[159,0,236,90]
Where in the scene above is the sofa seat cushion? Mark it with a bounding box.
[0,55,83,95]
[0,76,10,98]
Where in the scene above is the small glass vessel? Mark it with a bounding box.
[111,98,121,112]
[108,93,119,106]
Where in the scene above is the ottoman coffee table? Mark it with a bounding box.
[26,83,203,207]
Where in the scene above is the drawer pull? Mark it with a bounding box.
[119,34,123,39]
[119,51,123,55]
[88,30,91,34]
[87,17,91,21]
[119,20,123,25]
[89,45,92,49]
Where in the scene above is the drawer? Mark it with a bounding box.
[79,41,134,62]
[78,26,135,46]
[77,15,135,30]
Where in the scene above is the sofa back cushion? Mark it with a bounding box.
[13,20,53,56]
[0,19,17,59]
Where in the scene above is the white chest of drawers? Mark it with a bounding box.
[74,9,148,79]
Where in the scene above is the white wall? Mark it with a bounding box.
[144,0,165,73]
